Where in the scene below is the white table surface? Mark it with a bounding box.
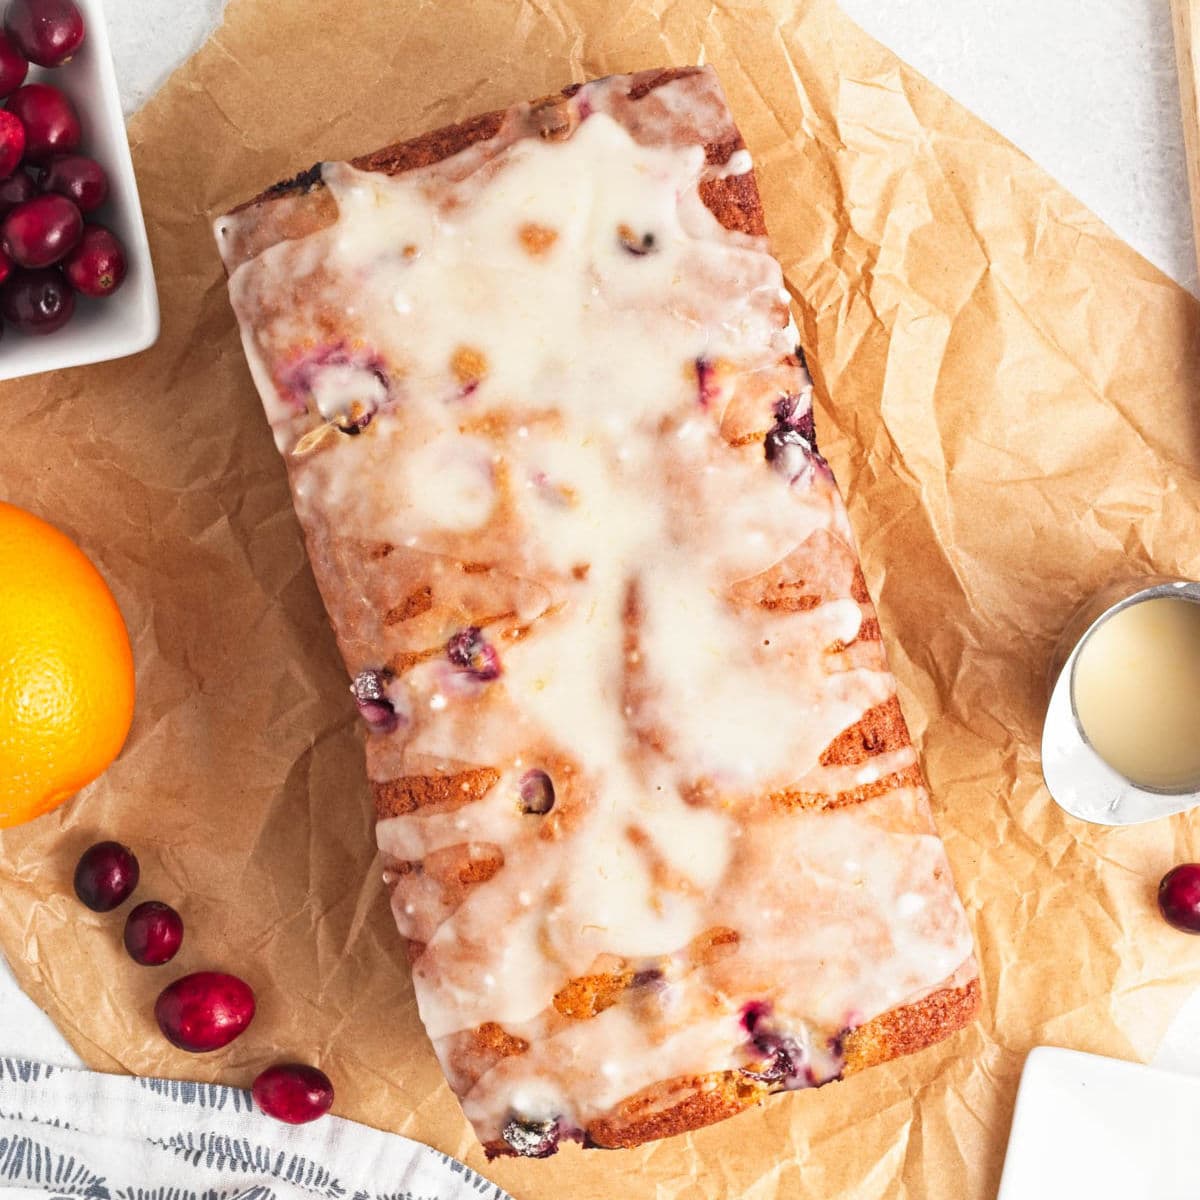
[4,0,1200,1083]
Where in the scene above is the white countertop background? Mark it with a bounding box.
[4,0,1200,1089]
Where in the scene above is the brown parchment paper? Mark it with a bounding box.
[3,0,1200,1196]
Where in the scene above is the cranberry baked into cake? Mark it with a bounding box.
[215,66,979,1157]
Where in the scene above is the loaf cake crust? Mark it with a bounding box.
[216,65,979,1158]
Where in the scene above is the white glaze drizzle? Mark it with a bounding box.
[217,68,975,1147]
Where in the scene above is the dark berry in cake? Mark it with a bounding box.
[827,1025,852,1061]
[501,1115,560,1158]
[277,342,389,431]
[694,356,719,409]
[739,1032,801,1086]
[764,394,829,483]
[740,999,772,1034]
[764,423,807,463]
[737,1002,810,1089]
[518,769,555,814]
[446,626,502,681]
[350,668,400,733]
[631,967,664,988]
[334,408,373,435]
[617,224,656,256]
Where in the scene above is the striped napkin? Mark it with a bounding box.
[0,1057,510,1200]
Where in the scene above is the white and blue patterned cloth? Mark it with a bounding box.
[0,1058,511,1200]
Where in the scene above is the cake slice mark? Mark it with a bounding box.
[581,1070,766,1151]
[767,763,925,813]
[819,696,910,767]
[384,585,433,625]
[373,766,500,818]
[418,842,506,909]
[553,971,635,1020]
[825,615,880,654]
[856,616,882,643]
[619,579,667,757]
[757,589,822,614]
[729,528,860,616]
[519,222,559,256]
[475,1021,530,1058]
[386,845,506,943]
[697,174,767,237]
[687,925,740,966]
[441,1020,531,1096]
[851,566,871,604]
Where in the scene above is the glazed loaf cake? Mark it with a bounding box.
[215,66,980,1157]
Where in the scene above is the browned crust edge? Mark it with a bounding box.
[236,105,510,212]
[842,976,981,1075]
[594,978,981,1149]
[484,977,981,1155]
[220,67,766,271]
[232,68,704,212]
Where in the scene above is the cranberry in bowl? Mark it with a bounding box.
[0,0,157,380]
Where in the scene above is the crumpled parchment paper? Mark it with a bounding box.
[2,1,1200,1197]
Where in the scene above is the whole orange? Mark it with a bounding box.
[0,501,135,828]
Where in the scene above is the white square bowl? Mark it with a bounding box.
[0,0,158,380]
[998,1046,1200,1200]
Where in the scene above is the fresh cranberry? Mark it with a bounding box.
[518,769,555,814]
[252,1063,335,1124]
[0,109,23,178]
[350,668,399,733]
[0,169,35,214]
[5,0,84,68]
[73,841,139,912]
[501,1115,560,1158]
[154,972,256,1052]
[6,83,80,161]
[62,223,124,297]
[39,154,107,212]
[446,626,501,681]
[0,266,74,333]
[1159,864,1200,933]
[123,900,183,966]
[0,32,27,97]
[0,244,11,285]
[3,192,81,266]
